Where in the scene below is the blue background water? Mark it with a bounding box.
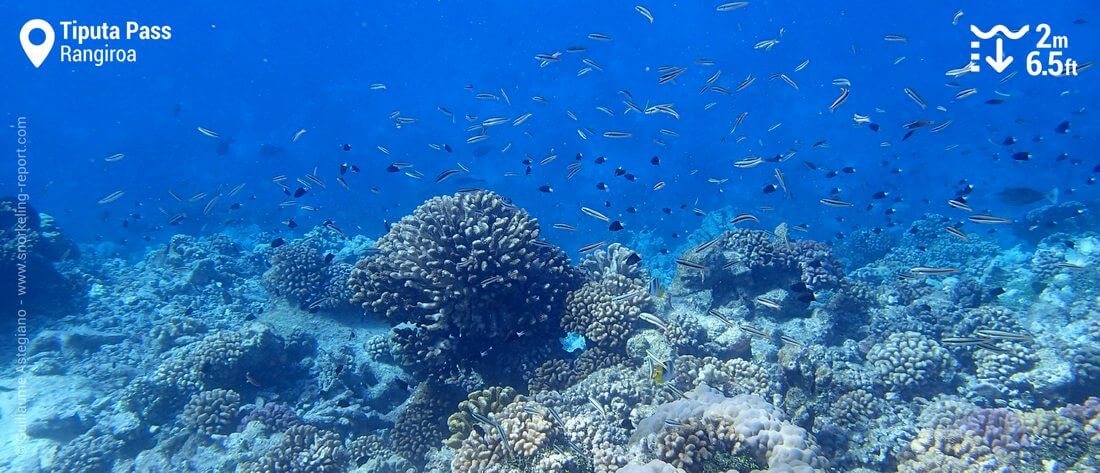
[2,0,1096,258]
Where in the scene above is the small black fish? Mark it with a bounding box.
[393,378,410,391]
[293,187,308,198]
[596,182,608,190]
[868,123,880,132]
[626,207,637,213]
[986,99,1004,105]
[625,252,642,265]
[790,282,809,292]
[284,219,298,229]
[538,185,553,193]
[444,144,453,152]
[575,153,583,161]
[798,293,816,303]
[1055,121,1070,134]
[872,191,889,199]
[229,202,241,210]
[608,220,624,231]
[1002,136,1016,145]
[342,143,352,151]
[763,184,778,193]
[996,187,1052,205]
[386,165,400,173]
[989,287,1006,297]
[825,170,838,178]
[1012,152,1031,161]
[842,167,856,174]
[902,130,916,141]
[614,167,626,176]
[662,208,672,214]
[803,161,818,171]
[651,156,661,165]
[595,156,607,164]
[624,173,637,182]
[324,253,335,264]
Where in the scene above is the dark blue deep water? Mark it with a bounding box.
[2,2,1098,472]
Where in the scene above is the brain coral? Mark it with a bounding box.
[445,385,520,448]
[246,424,348,473]
[348,190,579,373]
[451,400,557,472]
[562,273,654,351]
[391,381,462,465]
[263,239,351,311]
[1059,397,1100,442]
[49,430,124,473]
[866,331,957,394]
[181,388,241,435]
[631,385,827,472]
[673,355,774,399]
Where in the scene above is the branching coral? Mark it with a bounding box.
[348,190,580,374]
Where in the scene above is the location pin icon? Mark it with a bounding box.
[20,19,55,68]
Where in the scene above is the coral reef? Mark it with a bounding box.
[630,385,827,471]
[4,188,1098,473]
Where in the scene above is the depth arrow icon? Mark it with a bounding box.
[986,38,1013,73]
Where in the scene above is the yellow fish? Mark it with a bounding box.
[651,363,665,385]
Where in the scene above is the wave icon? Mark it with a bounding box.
[970,24,1030,40]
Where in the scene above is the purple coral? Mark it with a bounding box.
[240,402,300,432]
[958,408,1030,455]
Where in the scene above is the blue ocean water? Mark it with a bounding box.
[2,1,1098,472]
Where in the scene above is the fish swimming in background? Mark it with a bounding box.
[995,187,1058,206]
